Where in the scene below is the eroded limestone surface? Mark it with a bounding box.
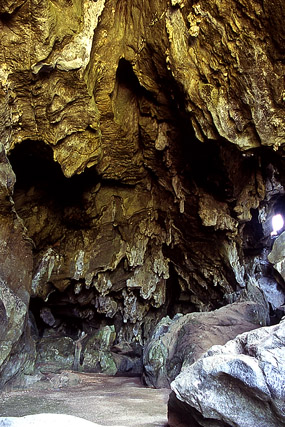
[268,231,285,282]
[0,144,35,387]
[0,0,284,386]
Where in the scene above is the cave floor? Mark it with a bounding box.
[0,373,170,427]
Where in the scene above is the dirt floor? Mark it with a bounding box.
[0,372,170,427]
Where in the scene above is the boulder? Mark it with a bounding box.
[169,318,285,427]
[0,414,126,427]
[143,301,267,388]
[268,232,285,283]
[82,325,117,375]
[111,341,143,375]
[35,336,75,373]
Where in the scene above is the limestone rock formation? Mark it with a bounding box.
[0,144,35,387]
[268,231,285,283]
[169,318,285,427]
[0,0,284,385]
[143,300,267,388]
[35,336,75,373]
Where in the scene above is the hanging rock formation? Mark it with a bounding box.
[0,0,284,386]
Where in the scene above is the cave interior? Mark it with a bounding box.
[8,124,285,374]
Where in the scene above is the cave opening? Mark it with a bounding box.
[8,140,119,365]
[29,281,146,376]
[0,12,13,24]
[271,213,284,236]
[271,194,285,231]
[242,193,285,256]
[29,284,119,340]
[115,58,156,103]
[9,139,98,208]
[8,140,99,248]
[6,134,285,378]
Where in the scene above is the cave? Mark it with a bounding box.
[7,136,285,381]
[1,0,285,425]
[7,127,285,378]
[9,140,98,243]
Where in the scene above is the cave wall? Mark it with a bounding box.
[0,0,284,384]
[0,144,35,387]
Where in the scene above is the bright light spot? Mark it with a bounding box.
[271,214,284,236]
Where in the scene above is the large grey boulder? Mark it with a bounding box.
[143,301,267,388]
[169,318,285,427]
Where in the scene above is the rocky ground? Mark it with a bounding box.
[0,373,170,427]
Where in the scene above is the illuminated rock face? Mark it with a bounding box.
[169,318,285,427]
[268,232,285,282]
[0,0,284,385]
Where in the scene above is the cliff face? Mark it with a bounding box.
[0,0,284,385]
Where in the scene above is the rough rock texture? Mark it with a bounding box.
[34,323,142,376]
[0,144,35,387]
[268,231,285,283]
[143,300,267,388]
[35,336,75,374]
[169,317,285,427]
[0,0,285,383]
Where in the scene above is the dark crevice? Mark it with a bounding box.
[0,1,27,24]
[114,58,158,105]
[9,140,98,205]
[242,208,265,255]
[272,194,285,218]
[8,140,99,248]
[166,266,197,317]
[116,58,141,93]
[0,12,14,23]
[29,284,118,340]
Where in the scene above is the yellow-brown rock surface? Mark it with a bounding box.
[0,0,284,385]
